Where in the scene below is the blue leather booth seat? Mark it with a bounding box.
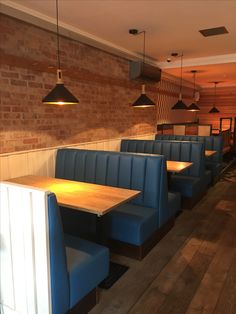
[48,193,109,314]
[120,139,209,209]
[55,149,178,258]
[155,134,223,182]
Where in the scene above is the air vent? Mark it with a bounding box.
[199,26,228,37]
[129,61,161,82]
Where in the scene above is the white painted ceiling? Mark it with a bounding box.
[2,0,236,87]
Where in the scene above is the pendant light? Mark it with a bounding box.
[208,82,220,113]
[129,29,155,108]
[132,84,155,107]
[187,70,200,111]
[42,0,79,105]
[171,53,188,110]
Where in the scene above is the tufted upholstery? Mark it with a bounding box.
[56,149,169,221]
[55,148,174,247]
[155,134,223,182]
[121,139,205,177]
[155,134,223,163]
[120,139,208,206]
[48,193,109,314]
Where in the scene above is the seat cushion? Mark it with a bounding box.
[65,235,109,308]
[108,203,158,246]
[170,175,202,198]
[168,192,181,215]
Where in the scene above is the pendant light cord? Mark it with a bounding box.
[56,0,61,69]
[214,82,217,106]
[180,53,183,94]
[143,31,146,64]
[193,71,196,99]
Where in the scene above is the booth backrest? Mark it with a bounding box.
[155,134,223,163]
[56,149,168,211]
[120,139,205,177]
[48,193,70,314]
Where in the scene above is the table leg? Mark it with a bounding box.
[96,214,109,246]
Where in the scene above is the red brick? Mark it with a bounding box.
[11,107,29,113]
[1,71,19,78]
[21,74,35,80]
[0,78,9,85]
[2,107,11,112]
[28,82,43,88]
[10,79,27,86]
[23,138,38,144]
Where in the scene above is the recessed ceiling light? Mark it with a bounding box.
[199,26,228,37]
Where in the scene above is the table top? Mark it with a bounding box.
[166,160,193,173]
[7,175,141,216]
[205,150,217,157]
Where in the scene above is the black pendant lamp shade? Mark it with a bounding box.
[172,98,188,110]
[208,82,220,113]
[209,106,220,113]
[43,70,79,105]
[132,84,155,107]
[42,0,79,105]
[171,53,187,110]
[187,70,200,111]
[188,102,200,111]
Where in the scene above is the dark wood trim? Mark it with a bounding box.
[67,288,97,314]
[109,218,175,260]
[156,122,213,135]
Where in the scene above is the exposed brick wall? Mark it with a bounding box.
[0,14,194,154]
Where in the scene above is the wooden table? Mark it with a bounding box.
[166,161,193,173]
[205,150,217,157]
[166,161,193,188]
[7,175,141,216]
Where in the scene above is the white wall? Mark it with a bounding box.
[0,134,155,180]
[0,183,51,314]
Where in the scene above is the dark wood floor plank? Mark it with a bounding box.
[128,207,229,314]
[212,189,236,314]
[186,218,236,314]
[91,180,236,314]
[156,251,212,314]
[213,251,236,314]
[92,211,205,314]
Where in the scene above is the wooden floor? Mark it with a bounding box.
[91,176,236,314]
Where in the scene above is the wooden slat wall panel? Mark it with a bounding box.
[156,78,194,124]
[0,134,154,180]
[197,86,236,130]
[0,183,51,314]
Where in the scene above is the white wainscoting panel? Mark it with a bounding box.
[0,183,51,314]
[0,133,155,180]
